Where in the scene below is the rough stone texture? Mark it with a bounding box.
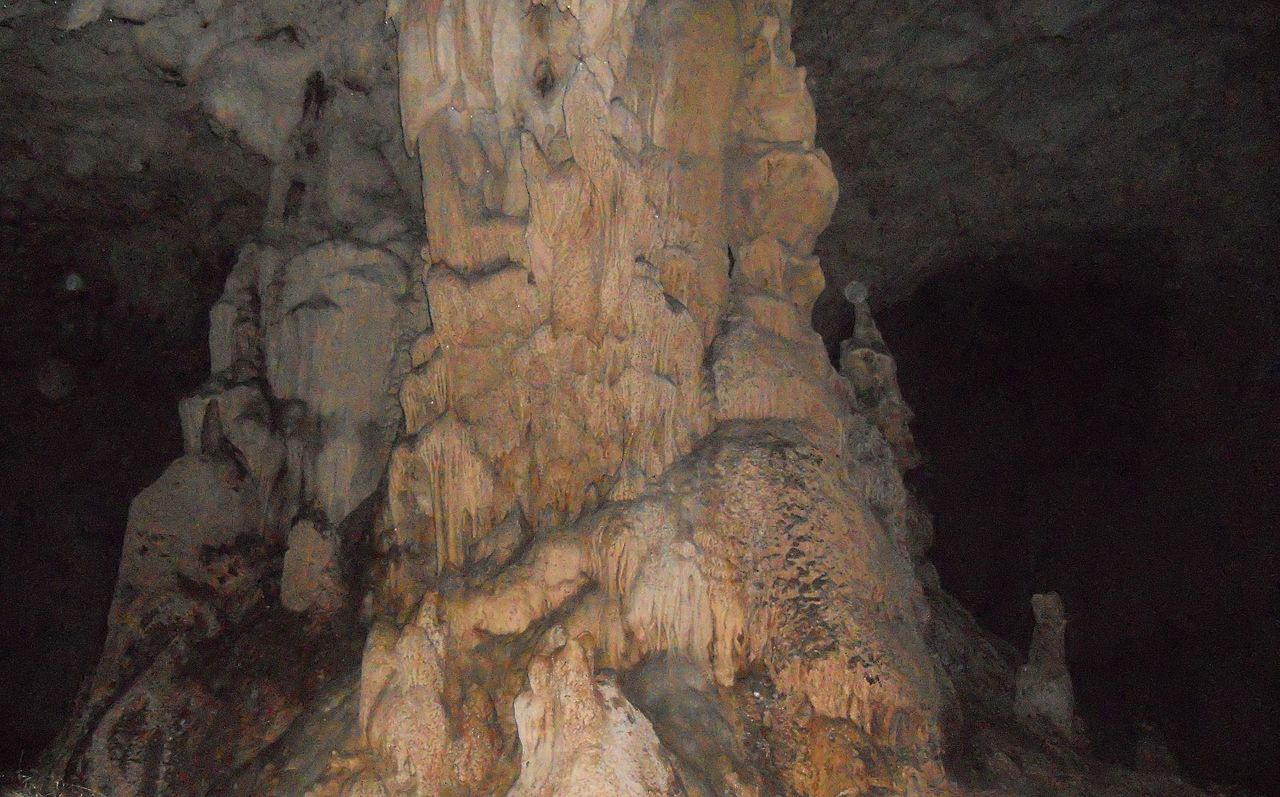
[5,0,424,789]
[1,8,273,754]
[26,0,958,793]
[357,600,499,795]
[839,280,918,467]
[436,421,946,792]
[793,0,1280,340]
[361,0,946,792]
[507,633,684,797]
[281,518,344,614]
[1015,592,1076,738]
[3,0,1265,795]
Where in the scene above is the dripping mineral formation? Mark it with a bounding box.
[14,0,1240,795]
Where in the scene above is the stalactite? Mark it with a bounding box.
[45,0,958,793]
[416,413,495,572]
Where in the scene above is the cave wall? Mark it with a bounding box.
[0,14,271,765]
[880,247,1280,792]
[792,0,1280,342]
[0,0,414,771]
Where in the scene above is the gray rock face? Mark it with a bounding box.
[793,0,1280,338]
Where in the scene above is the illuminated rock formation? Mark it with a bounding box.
[336,0,950,793]
[26,0,1240,795]
[506,631,685,797]
[38,0,953,790]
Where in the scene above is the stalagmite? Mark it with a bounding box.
[358,599,499,794]
[1015,592,1077,739]
[839,279,920,470]
[506,632,686,797]
[39,0,953,793]
[349,1,953,791]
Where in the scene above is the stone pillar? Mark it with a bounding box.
[358,1,952,794]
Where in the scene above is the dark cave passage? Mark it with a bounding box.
[0,177,264,770]
[872,244,1280,793]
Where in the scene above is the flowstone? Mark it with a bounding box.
[37,0,1034,794]
[354,0,949,793]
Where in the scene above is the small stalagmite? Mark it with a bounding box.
[1015,591,1077,739]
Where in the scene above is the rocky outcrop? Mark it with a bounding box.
[34,0,955,793]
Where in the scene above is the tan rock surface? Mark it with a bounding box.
[23,0,1237,794]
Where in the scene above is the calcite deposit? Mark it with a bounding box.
[1014,592,1075,739]
[360,0,945,791]
[5,0,1253,795]
[24,0,949,791]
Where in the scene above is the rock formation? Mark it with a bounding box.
[29,0,952,793]
[6,0,1250,795]
[354,0,947,791]
[793,0,1280,342]
[839,279,918,470]
[1015,592,1075,739]
[506,632,685,797]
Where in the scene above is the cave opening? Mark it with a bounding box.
[857,240,1280,793]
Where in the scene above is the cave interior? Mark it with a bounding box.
[0,0,1277,795]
